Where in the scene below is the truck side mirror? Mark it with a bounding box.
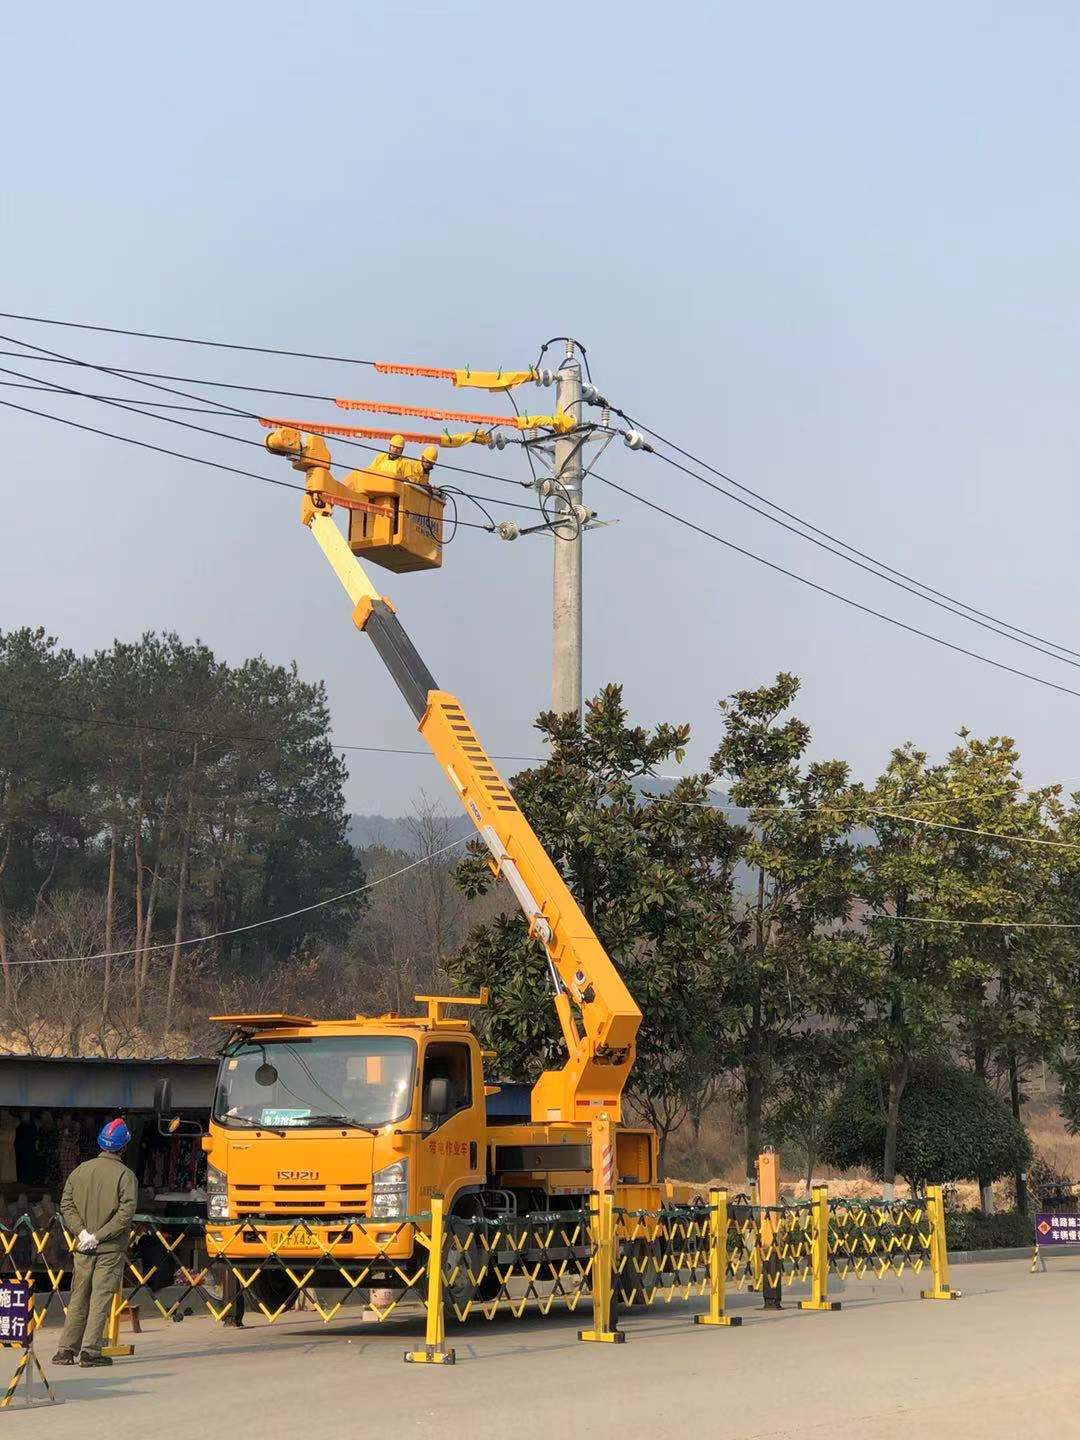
[154,1076,203,1138]
[425,1077,450,1119]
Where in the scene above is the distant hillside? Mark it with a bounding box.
[348,813,472,854]
[350,785,873,871]
[348,781,736,857]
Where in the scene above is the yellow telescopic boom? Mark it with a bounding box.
[270,428,640,1124]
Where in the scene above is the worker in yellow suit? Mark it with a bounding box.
[399,444,439,487]
[355,434,408,492]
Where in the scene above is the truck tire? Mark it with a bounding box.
[444,1210,503,1314]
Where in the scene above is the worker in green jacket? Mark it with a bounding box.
[53,1119,137,1367]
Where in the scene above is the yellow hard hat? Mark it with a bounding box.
[421,445,438,465]
[389,433,405,450]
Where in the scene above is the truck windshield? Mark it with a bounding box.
[214,1036,416,1130]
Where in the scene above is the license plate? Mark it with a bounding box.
[267,1228,324,1250]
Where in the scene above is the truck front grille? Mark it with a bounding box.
[231,1182,369,1214]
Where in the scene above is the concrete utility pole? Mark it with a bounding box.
[551,342,583,716]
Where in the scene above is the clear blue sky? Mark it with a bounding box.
[2,2,1078,813]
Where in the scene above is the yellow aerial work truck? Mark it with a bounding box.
[158,430,688,1311]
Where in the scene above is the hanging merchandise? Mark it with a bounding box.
[0,1111,16,1186]
[13,1114,40,1186]
[56,1116,80,1185]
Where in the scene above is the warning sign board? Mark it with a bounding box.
[0,1284,31,1348]
[1035,1212,1080,1246]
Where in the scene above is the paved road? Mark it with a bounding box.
[18,1257,1078,1438]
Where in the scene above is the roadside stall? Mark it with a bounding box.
[0,1055,215,1221]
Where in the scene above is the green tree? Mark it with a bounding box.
[765,1031,846,1192]
[851,744,964,1198]
[708,674,863,1179]
[855,732,1063,1210]
[821,1063,1032,1188]
[0,628,80,998]
[0,626,363,1048]
[448,684,742,1171]
[933,732,1063,1215]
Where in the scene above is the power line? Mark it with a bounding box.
[0,699,542,765]
[654,791,1080,850]
[591,468,1080,702]
[638,444,1080,674]
[654,772,1076,809]
[0,310,380,367]
[0,396,303,492]
[859,807,1080,849]
[0,350,338,402]
[0,380,254,413]
[620,411,1080,665]
[1,331,537,493]
[0,397,513,541]
[0,391,538,525]
[872,914,1080,929]
[6,836,473,967]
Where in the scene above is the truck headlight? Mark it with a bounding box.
[371,1159,409,1220]
[206,1163,229,1221]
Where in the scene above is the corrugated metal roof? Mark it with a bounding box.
[0,1054,216,1065]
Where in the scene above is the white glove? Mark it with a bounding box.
[77,1230,98,1252]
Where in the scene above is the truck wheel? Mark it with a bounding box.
[444,1213,503,1314]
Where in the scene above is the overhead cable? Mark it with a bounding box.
[1,331,536,492]
[0,397,499,530]
[0,697,542,764]
[0,310,380,366]
[6,837,473,967]
[873,914,1080,929]
[0,375,544,518]
[590,468,1080,701]
[638,445,1080,673]
[618,410,1080,665]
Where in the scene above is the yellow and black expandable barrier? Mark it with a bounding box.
[438,1200,596,1327]
[0,1181,958,1366]
[612,1200,711,1311]
[694,1188,741,1328]
[919,1184,960,1301]
[828,1189,949,1294]
[727,1197,813,1301]
[799,1185,842,1312]
[579,1190,621,1343]
[404,1194,453,1365]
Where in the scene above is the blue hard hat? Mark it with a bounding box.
[98,1118,131,1152]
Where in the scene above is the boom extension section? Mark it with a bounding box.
[269,427,640,1123]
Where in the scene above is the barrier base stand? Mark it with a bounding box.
[1,1347,64,1410]
[577,1328,625,1343]
[403,1345,456,1365]
[798,1300,842,1311]
[694,1313,742,1327]
[920,1287,961,1301]
[102,1343,135,1357]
